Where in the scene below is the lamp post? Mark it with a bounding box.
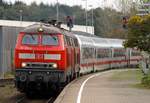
[56,0,59,21]
[19,9,23,21]
[82,0,88,33]
[89,5,94,34]
[19,9,23,26]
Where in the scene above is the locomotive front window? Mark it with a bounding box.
[22,34,38,45]
[42,35,58,46]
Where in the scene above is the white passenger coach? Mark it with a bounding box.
[74,32,141,74]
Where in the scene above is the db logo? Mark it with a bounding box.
[36,54,44,59]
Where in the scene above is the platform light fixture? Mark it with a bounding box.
[56,0,59,21]
[89,5,94,34]
[19,9,23,21]
[82,0,88,33]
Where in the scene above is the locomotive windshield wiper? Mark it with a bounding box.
[52,36,57,41]
[29,34,35,41]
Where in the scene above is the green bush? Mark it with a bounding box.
[141,73,150,87]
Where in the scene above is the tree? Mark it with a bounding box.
[0,1,127,38]
[124,15,150,53]
[0,0,3,6]
[0,6,4,19]
[141,0,150,3]
[93,7,126,38]
[115,0,141,14]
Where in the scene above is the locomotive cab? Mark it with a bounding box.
[15,32,65,70]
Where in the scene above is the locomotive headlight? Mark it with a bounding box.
[38,27,44,32]
[22,63,27,67]
[52,63,57,68]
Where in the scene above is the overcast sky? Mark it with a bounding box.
[4,0,117,9]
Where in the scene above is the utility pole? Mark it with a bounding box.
[56,0,59,21]
[89,5,94,34]
[19,9,23,26]
[85,0,88,33]
[82,0,88,33]
[19,10,23,21]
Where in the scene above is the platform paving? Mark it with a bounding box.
[54,69,150,103]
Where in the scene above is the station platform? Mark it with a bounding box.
[54,69,150,103]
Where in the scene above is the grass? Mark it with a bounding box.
[4,71,14,78]
[109,69,150,89]
[132,83,150,89]
[110,69,142,81]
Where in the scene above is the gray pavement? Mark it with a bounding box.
[54,70,150,103]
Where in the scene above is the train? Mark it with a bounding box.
[14,22,141,94]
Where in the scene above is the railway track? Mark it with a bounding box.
[16,94,26,103]
[15,96,56,103]
[15,93,57,103]
[46,97,56,103]
[0,78,59,103]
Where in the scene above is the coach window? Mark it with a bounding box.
[97,48,110,58]
[22,34,38,45]
[82,47,93,60]
[132,50,140,56]
[42,35,59,45]
[114,49,125,57]
[114,49,119,57]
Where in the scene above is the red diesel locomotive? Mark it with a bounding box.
[14,24,80,93]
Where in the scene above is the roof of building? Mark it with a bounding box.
[0,19,94,34]
[0,20,36,27]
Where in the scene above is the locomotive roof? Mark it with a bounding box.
[22,23,61,33]
[21,23,76,37]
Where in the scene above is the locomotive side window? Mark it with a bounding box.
[22,34,38,45]
[42,35,58,46]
